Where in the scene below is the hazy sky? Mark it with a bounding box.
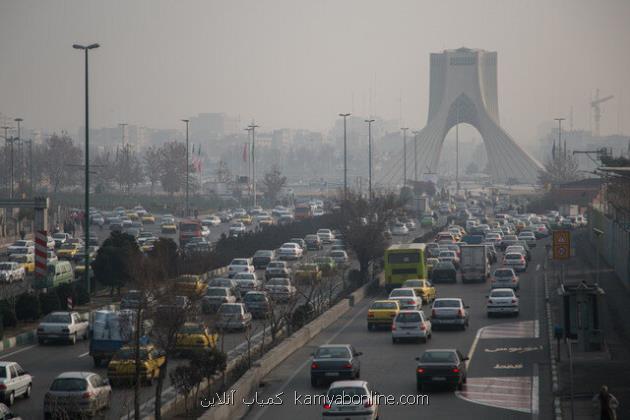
[1,0,629,144]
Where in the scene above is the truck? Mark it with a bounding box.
[460,245,489,284]
[89,309,145,367]
[559,204,579,218]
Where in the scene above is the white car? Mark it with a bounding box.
[0,262,25,284]
[503,252,527,272]
[37,311,89,345]
[0,361,32,405]
[517,231,536,247]
[316,229,335,244]
[264,278,297,301]
[391,223,409,236]
[388,288,422,310]
[201,225,210,238]
[486,288,519,316]
[201,215,221,226]
[229,222,246,236]
[216,303,252,331]
[329,250,348,265]
[44,372,112,418]
[46,236,56,250]
[52,233,72,248]
[322,381,379,420]
[7,240,34,256]
[227,258,254,278]
[233,272,261,292]
[392,310,432,343]
[278,243,303,260]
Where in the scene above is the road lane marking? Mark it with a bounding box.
[0,344,37,359]
[457,376,535,413]
[479,320,539,339]
[79,351,89,358]
[466,327,483,370]
[249,300,370,420]
[536,264,540,271]
[532,363,539,417]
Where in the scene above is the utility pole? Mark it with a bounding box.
[456,103,460,192]
[15,118,23,192]
[412,130,420,183]
[365,119,375,200]
[555,118,566,159]
[73,42,100,295]
[339,113,351,199]
[248,123,260,208]
[27,139,33,196]
[1,126,14,199]
[181,119,190,217]
[244,127,253,202]
[401,127,409,187]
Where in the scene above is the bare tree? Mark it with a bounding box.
[114,144,144,194]
[262,164,287,204]
[538,153,581,187]
[143,145,162,196]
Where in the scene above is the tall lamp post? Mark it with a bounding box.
[14,118,23,192]
[412,130,420,183]
[181,119,190,217]
[401,127,409,187]
[1,125,14,199]
[365,119,375,200]
[339,113,351,199]
[554,117,566,159]
[73,42,99,295]
[248,123,260,208]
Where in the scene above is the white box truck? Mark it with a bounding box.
[460,245,489,283]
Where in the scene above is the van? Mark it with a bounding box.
[35,260,74,289]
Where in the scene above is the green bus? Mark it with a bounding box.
[384,243,427,291]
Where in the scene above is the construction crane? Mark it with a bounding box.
[591,89,614,136]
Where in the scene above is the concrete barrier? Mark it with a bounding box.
[199,278,374,420]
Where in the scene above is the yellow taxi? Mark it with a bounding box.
[367,300,400,330]
[174,274,207,296]
[57,243,81,259]
[11,254,35,273]
[402,278,436,303]
[175,322,218,353]
[258,216,273,227]
[294,263,322,283]
[239,215,253,225]
[140,240,156,253]
[107,344,166,386]
[141,213,156,224]
[161,222,177,234]
[126,211,139,221]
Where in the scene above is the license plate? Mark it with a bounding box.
[432,377,446,381]
[325,372,339,377]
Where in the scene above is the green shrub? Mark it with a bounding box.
[40,292,61,315]
[15,293,40,321]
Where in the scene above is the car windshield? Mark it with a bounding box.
[267,279,289,286]
[219,305,242,314]
[206,288,228,296]
[315,347,351,359]
[231,259,248,266]
[254,251,272,257]
[180,324,205,334]
[268,262,285,269]
[0,263,14,270]
[43,313,71,323]
[491,290,515,298]
[420,351,457,363]
[439,251,455,257]
[50,378,88,391]
[495,269,514,276]
[433,300,460,308]
[403,280,422,287]
[390,289,413,297]
[245,294,265,301]
[435,262,453,269]
[330,251,345,257]
[370,301,398,310]
[396,312,421,322]
[506,254,522,260]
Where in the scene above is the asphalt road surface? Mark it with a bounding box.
[240,239,552,420]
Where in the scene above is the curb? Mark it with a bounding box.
[544,266,563,420]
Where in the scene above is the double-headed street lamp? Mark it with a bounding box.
[412,130,420,183]
[73,42,99,295]
[365,119,375,200]
[248,123,260,208]
[339,113,351,199]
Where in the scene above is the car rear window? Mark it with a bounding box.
[396,312,421,322]
[50,378,88,391]
[370,301,397,310]
[433,300,460,308]
[327,386,367,399]
[495,269,513,276]
[315,347,351,359]
[43,314,71,323]
[506,254,522,260]
[390,289,413,297]
[420,351,457,363]
[206,288,228,296]
[220,305,242,313]
[244,294,265,302]
[491,291,514,297]
[267,279,289,286]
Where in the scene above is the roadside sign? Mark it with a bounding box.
[553,230,571,260]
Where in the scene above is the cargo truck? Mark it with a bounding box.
[89,309,149,367]
[460,245,489,283]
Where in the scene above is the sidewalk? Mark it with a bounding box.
[549,230,630,419]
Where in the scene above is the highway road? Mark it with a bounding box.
[0,219,434,419]
[241,237,552,420]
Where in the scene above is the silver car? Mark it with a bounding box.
[43,371,111,418]
[392,310,432,343]
[388,288,422,310]
[486,288,519,317]
[0,362,32,406]
[322,381,379,420]
[216,303,252,331]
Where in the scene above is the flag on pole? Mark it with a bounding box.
[242,143,248,162]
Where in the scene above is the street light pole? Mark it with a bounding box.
[1,126,12,198]
[248,123,260,208]
[15,118,23,191]
[412,130,420,183]
[401,127,409,187]
[181,119,190,217]
[554,118,565,159]
[73,42,100,295]
[339,113,351,199]
[365,119,375,200]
